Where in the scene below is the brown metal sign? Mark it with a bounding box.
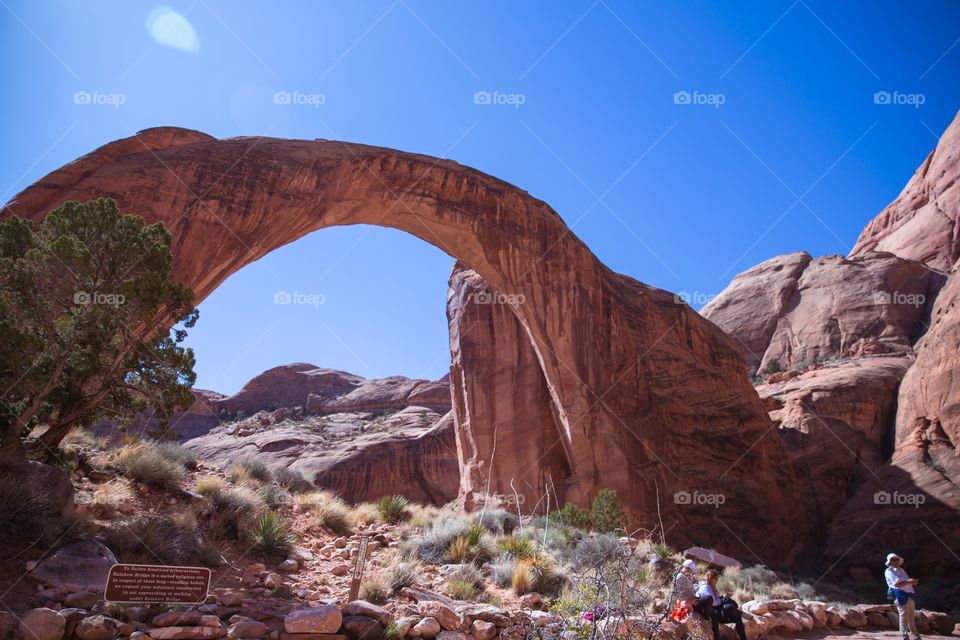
[105,564,211,603]
[347,536,370,601]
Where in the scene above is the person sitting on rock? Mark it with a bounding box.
[697,569,747,640]
[671,560,700,622]
[885,552,921,640]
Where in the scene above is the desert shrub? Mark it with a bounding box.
[653,542,676,559]
[352,502,382,527]
[407,503,447,528]
[295,490,353,535]
[359,573,389,604]
[115,443,184,490]
[383,623,404,640]
[415,516,475,563]
[274,467,312,493]
[489,556,517,587]
[764,359,783,375]
[590,489,625,533]
[258,483,293,508]
[0,472,63,544]
[153,442,198,469]
[563,533,623,570]
[497,534,536,560]
[229,458,273,486]
[376,495,409,524]
[474,508,519,534]
[513,557,564,595]
[249,511,295,560]
[92,479,134,515]
[383,556,423,591]
[444,523,492,564]
[447,579,478,600]
[194,475,225,496]
[203,485,262,540]
[549,502,592,530]
[103,515,201,564]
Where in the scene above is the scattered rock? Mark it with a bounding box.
[219,592,245,607]
[153,612,204,628]
[227,621,267,638]
[199,616,221,629]
[453,605,510,628]
[19,609,65,640]
[341,603,392,628]
[263,573,284,590]
[148,628,227,640]
[75,615,120,640]
[411,618,441,639]
[341,616,383,640]
[283,607,342,635]
[63,592,98,610]
[416,603,458,631]
[279,560,299,573]
[435,632,465,640]
[330,565,350,577]
[30,541,117,592]
[470,620,496,640]
[527,612,559,627]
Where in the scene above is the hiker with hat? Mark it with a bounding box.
[885,552,921,640]
[670,559,700,622]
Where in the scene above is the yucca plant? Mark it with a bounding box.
[376,494,409,524]
[250,511,295,560]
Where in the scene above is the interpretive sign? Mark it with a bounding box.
[105,564,211,603]
[347,535,370,601]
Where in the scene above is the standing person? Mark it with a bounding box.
[885,553,921,640]
[697,569,747,640]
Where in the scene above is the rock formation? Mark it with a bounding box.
[4,126,814,562]
[704,110,960,580]
[850,112,960,271]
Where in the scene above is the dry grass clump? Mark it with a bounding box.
[445,564,484,601]
[274,466,313,493]
[91,479,134,515]
[376,547,423,592]
[295,490,354,535]
[352,502,382,527]
[0,472,63,544]
[194,475,225,496]
[201,484,263,541]
[102,514,202,565]
[512,556,564,595]
[359,573,390,604]
[115,443,185,490]
[228,458,274,488]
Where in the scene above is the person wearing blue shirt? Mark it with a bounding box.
[885,553,921,640]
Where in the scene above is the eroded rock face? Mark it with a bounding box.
[758,357,911,532]
[704,252,945,375]
[217,364,364,415]
[5,127,811,562]
[850,112,960,271]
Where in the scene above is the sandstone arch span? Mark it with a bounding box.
[5,127,812,562]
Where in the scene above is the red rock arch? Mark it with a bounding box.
[5,127,811,562]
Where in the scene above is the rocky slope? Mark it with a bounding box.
[5,126,816,562]
[703,110,960,581]
[144,364,460,505]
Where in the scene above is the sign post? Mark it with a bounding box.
[348,535,370,602]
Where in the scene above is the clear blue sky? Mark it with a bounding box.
[2,1,959,394]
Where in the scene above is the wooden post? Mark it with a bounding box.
[348,535,370,602]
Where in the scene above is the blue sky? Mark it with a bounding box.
[2,1,959,394]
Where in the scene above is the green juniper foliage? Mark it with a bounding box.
[0,198,198,461]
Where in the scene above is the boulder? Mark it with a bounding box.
[63,592,98,610]
[147,629,227,640]
[341,603,392,628]
[453,605,511,628]
[435,633,466,640]
[469,621,496,640]
[30,541,117,592]
[75,616,120,640]
[19,609,65,640]
[283,608,342,635]
[841,609,867,628]
[198,617,221,629]
[415,604,458,631]
[866,612,891,627]
[411,618,441,639]
[392,618,418,638]
[227,621,266,639]
[340,617,383,640]
[153,613,204,628]
[803,602,827,627]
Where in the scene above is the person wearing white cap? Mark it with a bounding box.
[885,552,921,640]
[674,559,700,608]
